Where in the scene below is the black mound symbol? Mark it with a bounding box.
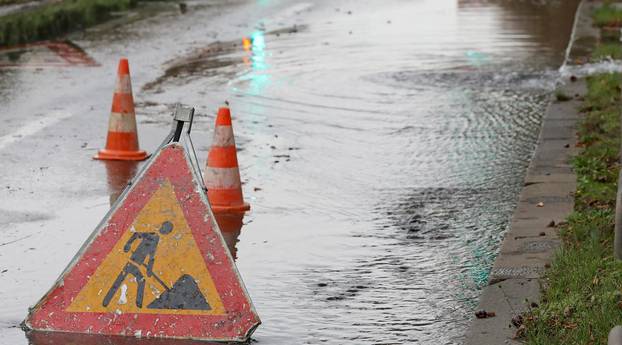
[147,274,211,310]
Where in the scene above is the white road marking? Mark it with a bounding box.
[0,111,73,151]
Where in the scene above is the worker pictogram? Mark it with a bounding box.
[66,179,224,315]
[100,219,211,311]
[102,221,176,310]
[24,142,260,341]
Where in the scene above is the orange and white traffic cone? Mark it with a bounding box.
[94,58,148,161]
[204,105,250,214]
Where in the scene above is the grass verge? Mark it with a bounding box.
[592,43,622,61]
[0,0,138,46]
[523,73,622,344]
[593,3,622,28]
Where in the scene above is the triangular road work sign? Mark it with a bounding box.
[24,143,260,341]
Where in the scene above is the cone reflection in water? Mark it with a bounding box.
[94,58,148,161]
[215,213,243,260]
[103,161,138,205]
[203,104,248,259]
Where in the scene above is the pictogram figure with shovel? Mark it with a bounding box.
[103,221,173,308]
[102,220,210,310]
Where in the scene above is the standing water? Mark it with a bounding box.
[205,1,581,344]
[0,0,581,344]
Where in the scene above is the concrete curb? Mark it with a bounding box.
[464,1,598,343]
[464,80,583,345]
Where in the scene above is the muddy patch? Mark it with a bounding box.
[142,25,306,92]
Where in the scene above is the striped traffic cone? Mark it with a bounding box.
[94,58,148,161]
[204,105,250,214]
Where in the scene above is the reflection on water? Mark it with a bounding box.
[0,41,98,68]
[141,26,301,93]
[26,331,225,345]
[214,213,244,260]
[241,30,271,96]
[103,161,138,205]
[145,0,580,343]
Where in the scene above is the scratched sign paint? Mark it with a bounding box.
[24,143,260,341]
[0,41,98,68]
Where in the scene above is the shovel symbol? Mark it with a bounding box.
[146,267,211,310]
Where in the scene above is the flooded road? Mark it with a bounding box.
[0,0,580,344]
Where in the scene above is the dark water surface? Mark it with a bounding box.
[0,0,580,344]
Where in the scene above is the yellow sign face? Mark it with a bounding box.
[67,180,225,315]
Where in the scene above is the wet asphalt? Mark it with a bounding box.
[0,0,580,344]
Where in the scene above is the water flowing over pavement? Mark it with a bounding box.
[0,0,580,344]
